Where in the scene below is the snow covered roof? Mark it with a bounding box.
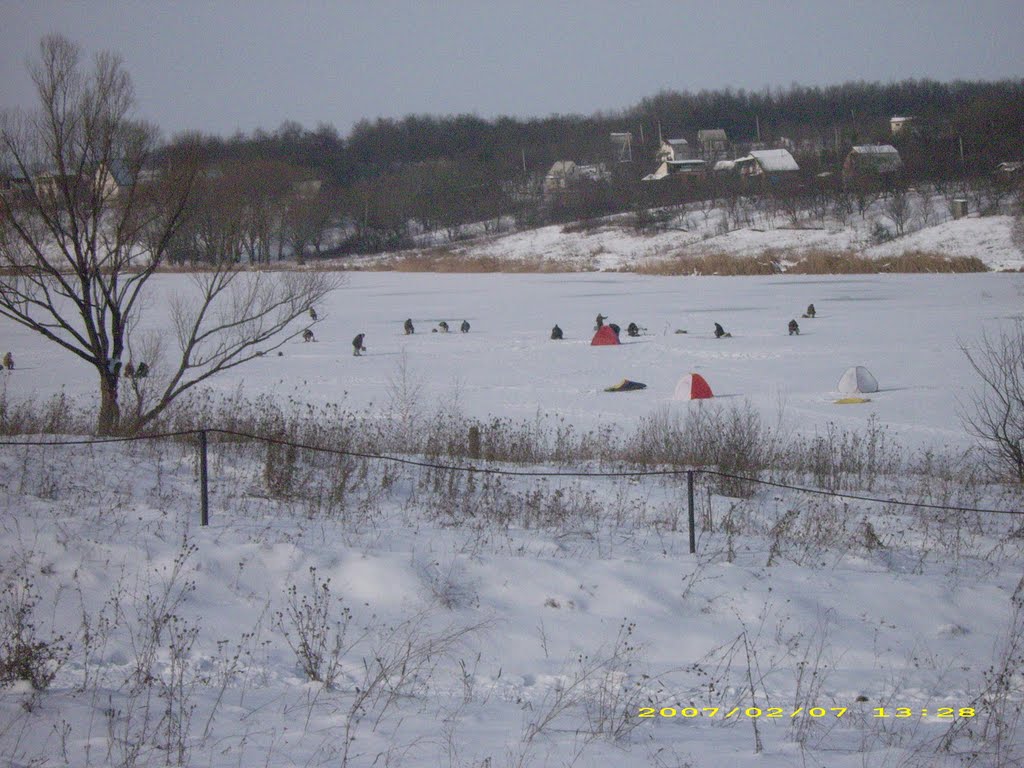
[713,160,736,172]
[698,129,727,141]
[748,149,799,172]
[850,145,900,156]
[546,160,577,178]
[667,138,689,147]
[666,159,706,168]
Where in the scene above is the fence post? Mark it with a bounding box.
[687,469,696,554]
[199,430,209,527]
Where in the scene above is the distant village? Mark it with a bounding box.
[544,115,1019,206]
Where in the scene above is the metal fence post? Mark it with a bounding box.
[687,470,696,554]
[199,430,209,527]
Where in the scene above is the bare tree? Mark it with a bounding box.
[883,185,914,237]
[0,35,339,434]
[959,321,1024,482]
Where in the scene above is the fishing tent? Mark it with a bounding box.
[591,326,620,346]
[837,366,878,394]
[673,373,714,400]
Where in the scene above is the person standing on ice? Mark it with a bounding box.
[352,333,366,356]
[595,313,606,330]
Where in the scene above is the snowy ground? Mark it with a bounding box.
[2,272,1024,767]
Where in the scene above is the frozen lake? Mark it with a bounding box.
[3,270,1023,449]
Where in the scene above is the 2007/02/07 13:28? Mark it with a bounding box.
[637,707,976,719]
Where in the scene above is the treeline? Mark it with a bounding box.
[161,79,1024,259]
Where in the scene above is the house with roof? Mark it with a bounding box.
[655,138,693,164]
[543,160,610,198]
[736,149,800,178]
[697,129,729,162]
[642,158,706,181]
[842,145,903,185]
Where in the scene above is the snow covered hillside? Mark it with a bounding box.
[364,199,1024,273]
[2,271,1023,767]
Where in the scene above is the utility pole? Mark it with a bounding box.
[521,147,527,175]
[756,115,761,143]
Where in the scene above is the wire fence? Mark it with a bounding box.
[0,428,1021,554]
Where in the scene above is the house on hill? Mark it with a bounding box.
[697,129,729,162]
[724,149,800,186]
[843,145,903,186]
[655,138,693,164]
[543,160,610,198]
[890,116,914,135]
[738,149,800,177]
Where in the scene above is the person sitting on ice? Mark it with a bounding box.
[460,320,470,333]
[438,321,449,333]
[804,303,816,318]
[714,322,730,339]
[2,352,13,370]
[627,322,641,337]
[550,324,564,340]
[788,319,800,335]
[302,329,316,342]
[404,318,415,335]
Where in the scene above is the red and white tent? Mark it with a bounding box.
[673,373,714,400]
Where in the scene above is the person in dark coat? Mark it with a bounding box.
[352,333,366,356]
[438,321,449,333]
[714,322,727,339]
[627,322,640,337]
[309,307,318,321]
[550,324,564,340]
[404,318,415,335]
[805,303,816,318]
[608,323,621,339]
[595,313,606,330]
[2,352,12,370]
[460,320,470,333]
[788,319,800,335]
[302,329,316,342]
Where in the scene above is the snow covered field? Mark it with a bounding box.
[2,271,1024,767]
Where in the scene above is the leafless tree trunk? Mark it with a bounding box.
[0,35,340,434]
[959,321,1024,482]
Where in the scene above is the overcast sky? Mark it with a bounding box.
[2,0,1022,139]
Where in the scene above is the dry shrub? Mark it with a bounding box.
[785,249,986,274]
[878,251,987,273]
[637,249,987,276]
[377,251,583,273]
[633,253,781,276]
[785,250,879,274]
